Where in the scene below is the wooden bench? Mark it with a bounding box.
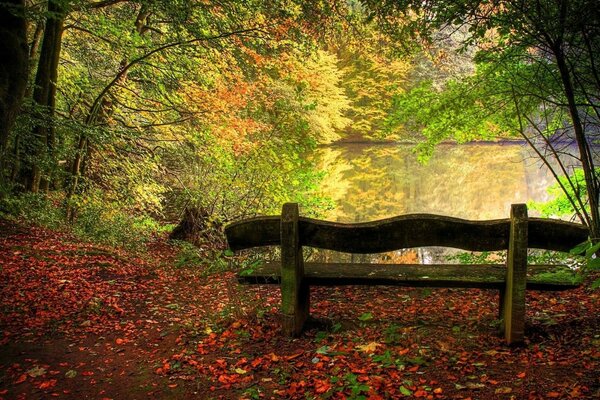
[225,203,588,344]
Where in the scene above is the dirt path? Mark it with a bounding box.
[1,221,599,399]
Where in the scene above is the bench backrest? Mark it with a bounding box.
[225,203,589,254]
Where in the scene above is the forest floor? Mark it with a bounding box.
[0,220,599,400]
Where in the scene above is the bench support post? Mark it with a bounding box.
[280,203,309,337]
[501,204,528,345]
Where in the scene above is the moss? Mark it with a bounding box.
[530,268,583,286]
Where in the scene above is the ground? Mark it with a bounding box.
[0,220,599,399]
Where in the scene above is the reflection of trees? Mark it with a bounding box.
[315,142,562,223]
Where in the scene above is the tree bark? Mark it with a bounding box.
[23,0,65,193]
[0,0,29,187]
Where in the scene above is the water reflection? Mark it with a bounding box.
[309,141,577,263]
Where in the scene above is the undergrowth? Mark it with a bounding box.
[0,192,171,250]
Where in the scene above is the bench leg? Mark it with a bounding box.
[501,204,528,345]
[281,281,310,337]
[498,289,505,326]
[281,203,309,337]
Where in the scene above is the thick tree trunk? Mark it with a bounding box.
[10,20,44,183]
[23,0,65,193]
[0,0,29,186]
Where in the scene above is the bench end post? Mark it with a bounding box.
[501,203,528,345]
[280,203,309,336]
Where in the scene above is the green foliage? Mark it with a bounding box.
[569,239,600,289]
[331,373,370,399]
[0,190,165,250]
[0,192,64,229]
[173,241,233,276]
[529,168,591,219]
[446,251,503,265]
[386,60,538,161]
[358,312,373,322]
[71,191,163,249]
[530,269,583,287]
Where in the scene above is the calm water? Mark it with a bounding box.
[310,141,577,263]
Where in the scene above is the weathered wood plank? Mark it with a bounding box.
[238,262,580,291]
[503,204,528,345]
[280,203,309,337]
[225,213,589,253]
[298,216,511,252]
[225,216,280,251]
[528,218,589,252]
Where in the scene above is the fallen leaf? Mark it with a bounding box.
[465,382,485,389]
[357,342,380,353]
[65,370,77,378]
[38,379,57,390]
[314,379,331,394]
[27,366,47,377]
[399,386,412,395]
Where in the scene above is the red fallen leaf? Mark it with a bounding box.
[0,389,8,395]
[38,379,57,389]
[413,389,428,397]
[168,384,178,388]
[82,371,94,376]
[433,388,443,394]
[547,392,561,398]
[14,374,27,384]
[517,372,526,379]
[251,358,262,368]
[314,379,331,394]
[218,374,237,384]
[115,338,124,345]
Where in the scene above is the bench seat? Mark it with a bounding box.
[239,262,581,291]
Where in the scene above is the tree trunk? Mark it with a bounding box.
[10,20,44,183]
[0,0,29,187]
[553,41,600,240]
[23,0,65,193]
